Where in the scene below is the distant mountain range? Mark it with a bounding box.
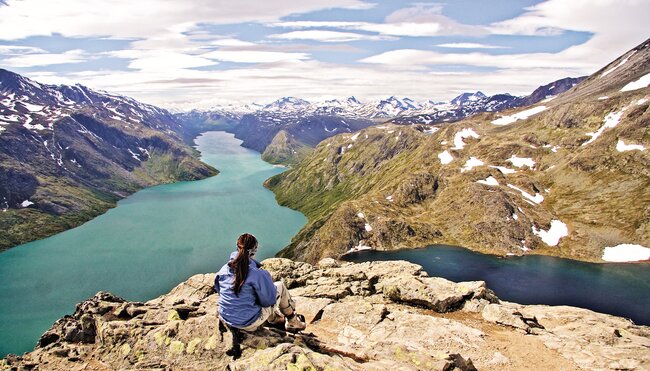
[0,69,217,250]
[265,37,650,264]
[176,76,585,164]
[190,77,585,120]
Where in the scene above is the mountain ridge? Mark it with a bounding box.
[176,76,585,166]
[264,38,650,264]
[0,69,218,250]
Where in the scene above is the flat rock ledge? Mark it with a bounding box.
[2,258,649,370]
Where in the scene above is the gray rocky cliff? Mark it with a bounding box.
[3,258,649,370]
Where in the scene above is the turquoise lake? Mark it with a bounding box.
[0,131,307,357]
[2,131,649,358]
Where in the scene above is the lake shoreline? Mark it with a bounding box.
[343,244,650,325]
[340,242,650,265]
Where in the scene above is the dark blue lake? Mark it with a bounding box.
[344,245,650,325]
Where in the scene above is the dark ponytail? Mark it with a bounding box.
[228,233,258,295]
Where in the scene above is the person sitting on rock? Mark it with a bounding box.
[214,233,306,333]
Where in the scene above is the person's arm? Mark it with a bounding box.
[252,269,277,307]
[213,274,220,294]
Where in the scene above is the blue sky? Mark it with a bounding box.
[0,0,647,110]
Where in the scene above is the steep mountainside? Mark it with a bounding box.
[0,69,217,250]
[172,109,240,144]
[4,258,648,370]
[234,112,374,163]
[266,39,650,264]
[261,130,313,165]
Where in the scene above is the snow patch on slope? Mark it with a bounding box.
[507,156,535,168]
[461,157,484,172]
[583,109,624,146]
[533,220,568,246]
[476,176,499,186]
[616,140,645,152]
[602,244,650,262]
[491,106,547,126]
[620,72,650,92]
[508,184,544,204]
[451,128,479,150]
[438,150,453,164]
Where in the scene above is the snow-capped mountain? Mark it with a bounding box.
[263,97,311,112]
[0,69,182,136]
[389,77,585,126]
[204,76,585,122]
[450,91,487,106]
[0,68,216,250]
[175,76,586,165]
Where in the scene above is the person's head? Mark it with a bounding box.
[237,233,258,257]
[228,233,258,295]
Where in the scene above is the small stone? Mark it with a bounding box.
[316,258,339,268]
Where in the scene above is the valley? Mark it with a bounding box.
[1,2,649,370]
[0,131,306,357]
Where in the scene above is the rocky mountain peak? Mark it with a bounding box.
[5,258,648,370]
[346,96,361,105]
[451,91,487,106]
[264,97,311,111]
[554,36,650,103]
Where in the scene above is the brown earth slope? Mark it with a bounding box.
[266,38,650,264]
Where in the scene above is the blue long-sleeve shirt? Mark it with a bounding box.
[214,251,277,328]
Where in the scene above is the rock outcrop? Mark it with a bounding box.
[3,258,649,370]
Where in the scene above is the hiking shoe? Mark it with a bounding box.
[285,313,306,333]
[267,314,285,329]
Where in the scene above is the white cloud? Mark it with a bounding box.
[209,39,257,47]
[268,30,395,42]
[271,21,366,29]
[272,20,481,37]
[127,52,217,71]
[0,45,46,54]
[435,43,507,49]
[0,0,373,40]
[360,49,595,71]
[380,3,485,36]
[270,4,486,37]
[8,0,647,110]
[488,0,650,68]
[2,49,88,67]
[201,50,310,63]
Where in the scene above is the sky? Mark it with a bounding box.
[0,0,648,110]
